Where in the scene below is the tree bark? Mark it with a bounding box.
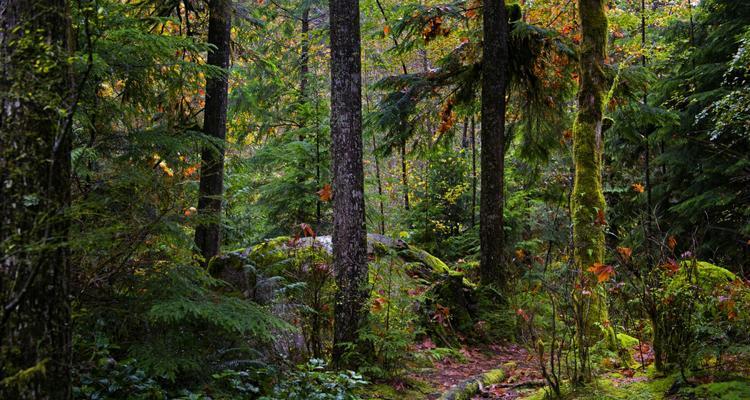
[195,0,231,263]
[480,0,509,288]
[571,0,609,383]
[470,116,477,228]
[0,1,72,398]
[330,0,368,367]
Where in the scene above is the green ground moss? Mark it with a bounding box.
[522,374,750,400]
[359,378,434,400]
[682,380,750,400]
[522,372,676,399]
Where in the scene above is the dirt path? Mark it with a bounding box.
[415,344,545,399]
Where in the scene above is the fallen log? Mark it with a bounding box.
[438,368,505,400]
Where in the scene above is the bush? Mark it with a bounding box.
[659,260,750,370]
[260,359,366,400]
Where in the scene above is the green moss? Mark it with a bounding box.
[247,236,292,270]
[682,380,750,400]
[665,261,737,294]
[521,373,678,400]
[360,379,434,400]
[615,333,639,348]
[437,368,505,400]
[399,246,451,274]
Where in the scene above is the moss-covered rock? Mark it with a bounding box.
[237,234,483,358]
[665,260,737,295]
[207,250,257,297]
[616,333,640,348]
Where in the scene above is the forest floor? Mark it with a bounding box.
[417,343,545,399]
[363,342,750,399]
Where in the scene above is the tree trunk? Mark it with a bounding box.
[401,141,410,211]
[0,1,72,398]
[470,116,477,228]
[330,0,368,367]
[195,0,231,263]
[372,133,386,235]
[571,0,610,383]
[480,0,509,288]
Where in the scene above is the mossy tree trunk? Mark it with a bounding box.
[480,0,509,289]
[195,0,231,263]
[571,0,610,383]
[330,0,368,367]
[0,0,72,398]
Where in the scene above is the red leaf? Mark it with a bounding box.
[299,223,315,238]
[595,209,607,226]
[661,258,680,273]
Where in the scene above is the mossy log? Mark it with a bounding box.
[438,368,505,400]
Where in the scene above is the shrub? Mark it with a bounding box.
[260,359,366,400]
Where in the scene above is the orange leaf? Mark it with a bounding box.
[631,183,645,193]
[616,246,632,261]
[372,297,387,312]
[317,184,332,202]
[588,262,615,283]
[383,25,391,35]
[667,235,677,250]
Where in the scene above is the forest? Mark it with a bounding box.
[1,0,749,399]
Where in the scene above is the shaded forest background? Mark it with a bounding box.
[1,0,749,399]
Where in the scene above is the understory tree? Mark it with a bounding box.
[195,0,232,263]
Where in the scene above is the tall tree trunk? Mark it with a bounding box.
[195,0,231,263]
[471,115,477,228]
[571,0,609,383]
[330,0,368,367]
[480,0,509,288]
[0,1,72,398]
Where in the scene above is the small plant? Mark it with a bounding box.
[260,359,366,400]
